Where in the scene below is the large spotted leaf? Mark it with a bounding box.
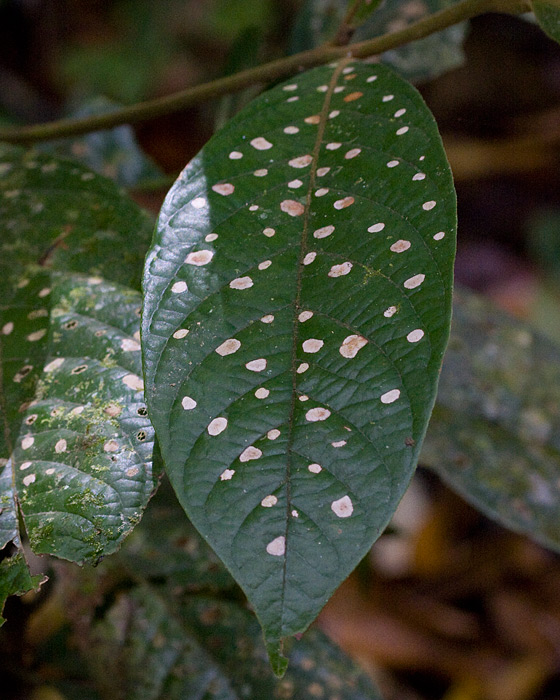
[11,274,159,564]
[142,60,456,670]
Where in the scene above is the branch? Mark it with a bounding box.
[0,0,530,145]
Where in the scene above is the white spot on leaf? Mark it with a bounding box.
[284,126,299,134]
[251,137,273,150]
[230,276,253,290]
[306,407,331,422]
[220,469,235,481]
[281,199,305,216]
[246,358,267,372]
[413,173,426,181]
[19,461,31,470]
[212,183,234,196]
[254,169,268,177]
[240,446,262,462]
[260,314,274,323]
[381,389,400,404]
[326,142,341,151]
[23,474,36,486]
[171,281,188,294]
[173,329,189,339]
[255,387,270,399]
[394,108,406,117]
[331,495,353,518]
[308,463,322,473]
[191,197,206,209]
[303,339,323,353]
[297,362,309,374]
[185,250,214,266]
[298,311,313,322]
[289,155,312,168]
[345,148,361,159]
[27,329,46,342]
[433,231,445,241]
[368,223,385,233]
[205,233,218,242]
[266,536,285,556]
[332,440,347,447]
[55,439,67,453]
[2,322,13,335]
[122,374,144,391]
[258,260,272,270]
[21,436,34,450]
[261,495,278,507]
[263,227,275,237]
[104,440,119,452]
[396,126,409,135]
[390,240,411,253]
[407,329,425,343]
[317,167,330,177]
[314,225,334,239]
[182,396,197,410]
[215,338,241,356]
[303,252,316,265]
[121,338,141,352]
[208,417,228,435]
[339,335,368,358]
[328,262,352,277]
[334,197,354,209]
[387,160,399,168]
[384,306,398,318]
[288,180,303,188]
[229,151,243,159]
[404,274,425,289]
[423,200,436,211]
[267,429,280,440]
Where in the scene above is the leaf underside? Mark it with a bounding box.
[423,286,560,553]
[142,60,456,656]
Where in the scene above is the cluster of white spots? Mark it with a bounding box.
[267,429,281,440]
[298,310,313,322]
[258,260,272,270]
[20,461,32,470]
[249,204,259,211]
[205,233,218,242]
[384,306,398,318]
[283,84,298,91]
[291,510,299,518]
[332,440,347,448]
[304,115,321,125]
[280,200,305,216]
[212,183,234,196]
[345,148,361,159]
[328,262,352,277]
[339,334,368,358]
[306,407,330,422]
[251,137,273,150]
[308,463,322,474]
[284,126,299,134]
[288,179,303,188]
[208,417,228,436]
[173,328,189,339]
[334,197,354,210]
[407,329,425,343]
[38,287,51,298]
[229,151,243,160]
[185,250,214,266]
[261,495,277,507]
[26,329,46,342]
[261,314,274,323]
[181,396,197,410]
[230,276,253,290]
[216,338,241,356]
[381,389,401,404]
[412,173,426,181]
[121,338,141,352]
[104,439,119,453]
[220,468,235,481]
[331,495,353,518]
[122,374,144,391]
[387,160,399,168]
[302,339,323,353]
[394,108,406,117]
[344,91,363,102]
[289,155,312,168]
[317,167,330,177]
[266,535,285,556]
[390,240,411,253]
[246,358,267,372]
[367,75,378,82]
[299,395,309,402]
[21,436,34,450]
[263,227,275,237]
[23,474,36,486]
[191,197,207,209]
[433,231,445,241]
[326,142,341,151]
[240,446,262,462]
[314,225,334,239]
[2,322,13,335]
[297,362,309,374]
[303,252,316,265]
[396,126,409,136]
[55,439,67,453]
[254,169,268,177]
[423,200,436,211]
[404,274,425,290]
[255,387,270,399]
[171,281,188,294]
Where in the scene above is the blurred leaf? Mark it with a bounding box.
[38,97,163,188]
[290,0,467,83]
[0,145,153,464]
[532,0,560,44]
[142,60,456,665]
[422,286,560,553]
[11,274,160,564]
[86,585,383,700]
[0,550,44,625]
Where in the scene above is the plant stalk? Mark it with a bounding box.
[0,0,530,144]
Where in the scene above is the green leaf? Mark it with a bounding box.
[422,286,560,553]
[0,145,154,462]
[0,550,44,625]
[87,585,383,700]
[142,60,456,661]
[37,97,163,188]
[11,275,160,563]
[532,0,560,44]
